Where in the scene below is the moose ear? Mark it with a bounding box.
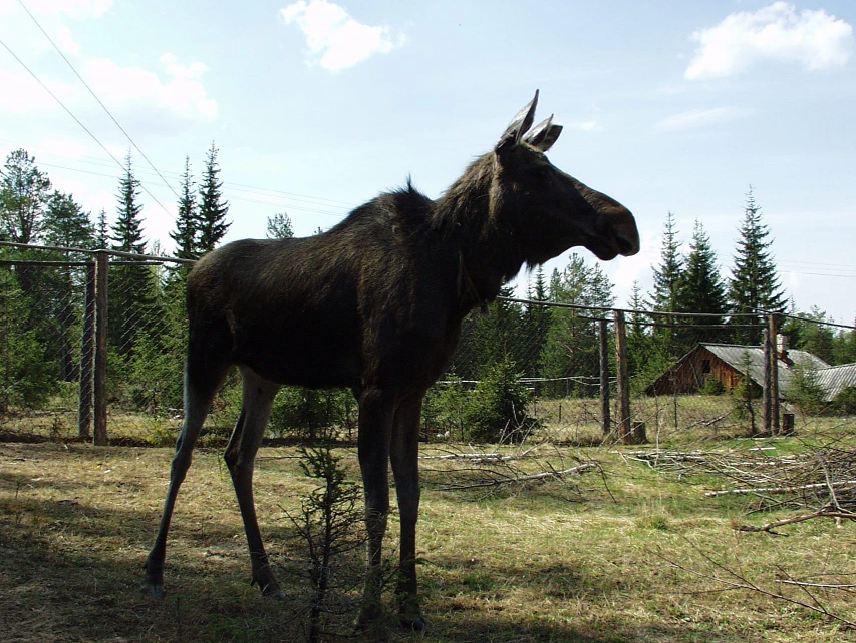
[495,90,539,155]
[524,116,563,152]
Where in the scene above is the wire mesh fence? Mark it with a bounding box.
[1,242,855,447]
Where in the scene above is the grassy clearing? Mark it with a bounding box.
[2,435,856,642]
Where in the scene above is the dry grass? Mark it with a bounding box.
[2,438,856,642]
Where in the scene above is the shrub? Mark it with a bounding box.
[786,363,827,416]
[834,386,856,415]
[462,357,536,443]
[701,376,725,396]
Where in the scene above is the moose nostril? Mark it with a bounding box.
[615,235,636,255]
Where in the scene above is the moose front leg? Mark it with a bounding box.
[355,389,395,633]
[390,395,426,631]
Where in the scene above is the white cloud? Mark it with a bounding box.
[653,106,749,131]
[82,55,218,123]
[280,0,405,71]
[685,2,854,80]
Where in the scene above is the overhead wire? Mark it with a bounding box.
[15,0,181,204]
[0,36,175,218]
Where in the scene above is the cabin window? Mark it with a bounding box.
[702,359,711,374]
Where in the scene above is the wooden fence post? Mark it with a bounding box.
[770,313,780,435]
[77,263,95,441]
[614,309,631,444]
[763,317,773,435]
[93,251,108,446]
[599,318,610,437]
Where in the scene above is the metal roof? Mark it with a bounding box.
[816,364,856,402]
[701,343,831,393]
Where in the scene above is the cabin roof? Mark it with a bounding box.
[700,343,830,391]
[815,363,856,402]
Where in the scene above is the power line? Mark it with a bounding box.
[34,161,347,217]
[16,0,181,203]
[0,36,174,218]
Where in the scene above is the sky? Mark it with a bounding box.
[0,0,854,324]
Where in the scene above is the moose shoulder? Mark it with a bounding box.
[144,91,639,634]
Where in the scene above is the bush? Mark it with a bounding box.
[834,386,856,415]
[786,363,827,416]
[422,374,466,439]
[700,376,725,396]
[268,387,353,441]
[462,357,536,443]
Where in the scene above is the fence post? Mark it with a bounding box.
[614,309,631,444]
[763,317,773,435]
[769,313,780,435]
[599,318,610,437]
[77,263,95,441]
[93,251,108,446]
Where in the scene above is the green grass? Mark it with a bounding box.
[2,437,855,642]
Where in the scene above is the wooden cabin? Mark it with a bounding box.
[644,343,830,397]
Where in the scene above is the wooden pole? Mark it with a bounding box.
[763,316,773,435]
[614,309,631,444]
[770,314,780,435]
[599,319,611,438]
[93,251,108,446]
[77,263,95,441]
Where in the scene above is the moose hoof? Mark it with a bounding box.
[142,582,164,599]
[354,616,389,642]
[400,615,427,632]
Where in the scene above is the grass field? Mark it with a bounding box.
[2,430,856,642]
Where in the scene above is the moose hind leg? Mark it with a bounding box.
[224,367,281,596]
[144,366,227,597]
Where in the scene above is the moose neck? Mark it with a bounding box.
[434,154,528,312]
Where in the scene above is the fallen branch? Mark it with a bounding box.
[705,480,856,498]
[439,463,594,491]
[419,447,537,463]
[733,507,856,535]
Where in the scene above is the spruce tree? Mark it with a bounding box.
[728,188,786,344]
[110,153,155,356]
[42,191,95,380]
[647,211,684,358]
[675,219,728,347]
[95,209,109,249]
[171,156,198,260]
[197,142,230,253]
[648,211,683,313]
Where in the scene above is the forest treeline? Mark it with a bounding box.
[1,148,854,440]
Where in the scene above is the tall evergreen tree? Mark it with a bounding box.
[110,153,155,356]
[728,187,786,344]
[675,219,728,347]
[267,212,294,239]
[540,254,614,396]
[0,149,51,244]
[522,266,551,377]
[95,209,109,248]
[647,211,684,358]
[197,142,230,253]
[648,211,683,313]
[112,153,147,255]
[170,156,198,260]
[42,191,95,380]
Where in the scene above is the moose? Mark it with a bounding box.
[144,91,639,632]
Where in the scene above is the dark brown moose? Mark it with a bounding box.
[144,91,639,632]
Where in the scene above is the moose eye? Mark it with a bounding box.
[531,165,552,181]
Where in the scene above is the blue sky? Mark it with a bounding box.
[1,0,854,323]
